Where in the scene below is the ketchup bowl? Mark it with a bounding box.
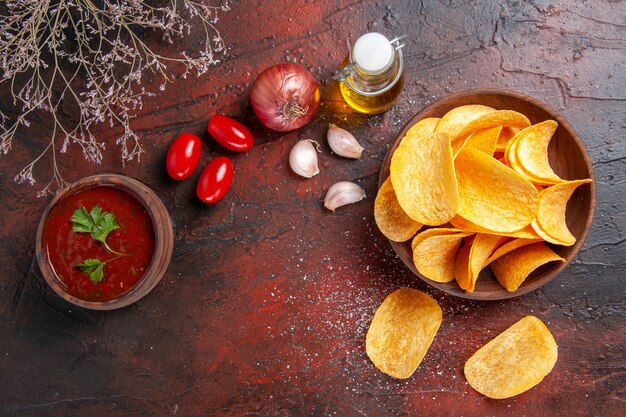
[36,174,174,310]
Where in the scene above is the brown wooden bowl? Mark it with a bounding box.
[379,89,595,300]
[36,174,174,310]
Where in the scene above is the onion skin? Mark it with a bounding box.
[250,63,320,132]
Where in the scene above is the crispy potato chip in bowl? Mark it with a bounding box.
[377,89,595,300]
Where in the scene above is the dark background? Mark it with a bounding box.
[1,1,624,416]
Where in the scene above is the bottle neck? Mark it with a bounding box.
[341,49,404,96]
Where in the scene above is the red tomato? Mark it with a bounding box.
[166,133,202,180]
[207,115,254,152]
[196,156,234,204]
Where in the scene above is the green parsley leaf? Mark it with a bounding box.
[71,207,95,233]
[92,212,119,243]
[89,206,104,225]
[71,205,128,282]
[71,205,120,245]
[76,259,105,283]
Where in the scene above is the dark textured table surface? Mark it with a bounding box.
[1,1,624,416]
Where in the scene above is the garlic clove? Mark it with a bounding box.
[289,139,320,178]
[324,181,366,211]
[327,124,364,159]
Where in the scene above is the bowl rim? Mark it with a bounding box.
[379,88,596,300]
[35,173,174,310]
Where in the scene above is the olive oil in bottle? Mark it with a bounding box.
[335,33,406,114]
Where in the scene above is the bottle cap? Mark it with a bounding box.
[352,32,394,75]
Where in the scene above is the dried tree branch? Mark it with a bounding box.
[0,0,228,196]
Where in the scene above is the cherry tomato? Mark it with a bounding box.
[196,156,234,204]
[207,115,254,152]
[166,133,202,180]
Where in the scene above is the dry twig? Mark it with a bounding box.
[0,0,228,196]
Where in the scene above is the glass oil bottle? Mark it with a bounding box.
[334,33,406,114]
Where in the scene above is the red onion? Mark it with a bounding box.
[250,63,320,132]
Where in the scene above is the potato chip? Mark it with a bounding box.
[454,240,472,290]
[375,177,422,242]
[484,238,542,265]
[464,316,558,399]
[450,215,541,239]
[531,179,593,246]
[455,234,507,292]
[515,121,564,185]
[411,227,465,251]
[434,104,495,140]
[530,221,567,246]
[390,118,458,225]
[451,110,530,143]
[495,127,519,153]
[506,123,566,186]
[451,134,470,158]
[366,288,442,379]
[465,234,508,292]
[452,125,501,159]
[490,242,565,292]
[506,136,529,175]
[506,136,552,184]
[413,232,471,282]
[464,234,478,248]
[454,147,539,233]
[502,132,516,167]
[463,125,502,157]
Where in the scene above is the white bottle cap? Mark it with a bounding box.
[352,32,394,75]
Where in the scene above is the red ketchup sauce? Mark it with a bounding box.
[42,186,155,302]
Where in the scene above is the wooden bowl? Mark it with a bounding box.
[36,174,174,310]
[379,89,595,300]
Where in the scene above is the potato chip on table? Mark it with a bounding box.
[464,316,558,399]
[366,288,442,379]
